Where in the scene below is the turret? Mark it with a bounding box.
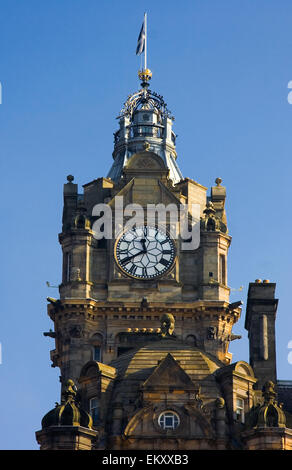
[36,380,97,450]
[108,69,182,184]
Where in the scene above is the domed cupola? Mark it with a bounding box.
[246,381,286,429]
[107,68,183,184]
[41,379,93,429]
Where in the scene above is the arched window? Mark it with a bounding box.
[185,335,197,347]
[158,411,180,430]
[93,346,101,362]
[91,333,103,362]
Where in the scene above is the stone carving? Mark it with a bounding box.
[207,326,217,340]
[137,157,153,168]
[43,329,56,338]
[141,297,149,308]
[142,142,151,152]
[69,325,83,338]
[215,397,225,409]
[201,201,227,233]
[160,313,175,337]
[190,386,204,409]
[228,334,242,342]
[70,267,81,282]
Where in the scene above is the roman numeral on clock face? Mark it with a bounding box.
[141,267,147,277]
[159,258,170,267]
[128,264,137,275]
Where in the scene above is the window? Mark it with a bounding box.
[65,252,71,283]
[235,398,245,423]
[158,411,180,430]
[142,126,152,135]
[219,255,226,285]
[93,346,101,362]
[89,397,99,425]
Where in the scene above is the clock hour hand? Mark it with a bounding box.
[140,238,147,253]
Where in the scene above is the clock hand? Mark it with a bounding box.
[120,250,145,265]
[140,238,147,253]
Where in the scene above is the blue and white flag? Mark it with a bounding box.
[136,18,145,55]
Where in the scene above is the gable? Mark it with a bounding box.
[142,353,198,392]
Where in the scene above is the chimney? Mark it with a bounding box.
[245,279,278,390]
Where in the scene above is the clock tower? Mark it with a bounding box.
[37,67,292,451]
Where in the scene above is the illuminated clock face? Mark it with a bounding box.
[115,225,175,280]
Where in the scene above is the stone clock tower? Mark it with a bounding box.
[36,68,292,451]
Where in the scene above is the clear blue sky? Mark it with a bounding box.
[1,0,292,449]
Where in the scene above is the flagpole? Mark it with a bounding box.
[144,12,147,71]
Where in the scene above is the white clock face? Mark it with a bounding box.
[115,225,175,280]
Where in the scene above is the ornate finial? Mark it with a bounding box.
[215,177,222,186]
[262,380,276,404]
[67,174,74,183]
[160,313,175,337]
[64,379,77,401]
[138,68,152,88]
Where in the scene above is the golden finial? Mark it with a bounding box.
[138,68,152,88]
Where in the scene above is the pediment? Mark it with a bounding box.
[107,174,181,208]
[125,151,167,171]
[142,353,198,392]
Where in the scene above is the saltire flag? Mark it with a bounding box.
[136,18,145,55]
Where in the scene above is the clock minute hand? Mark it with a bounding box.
[120,250,145,265]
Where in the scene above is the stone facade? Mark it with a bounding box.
[36,70,292,450]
